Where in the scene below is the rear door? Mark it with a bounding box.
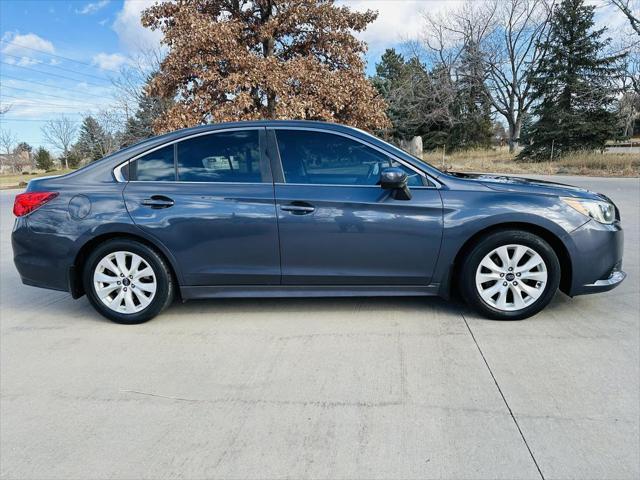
[123,128,280,286]
[269,128,443,286]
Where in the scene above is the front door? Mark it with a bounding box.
[270,129,443,285]
[123,128,280,286]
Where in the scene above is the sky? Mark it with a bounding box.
[0,0,631,151]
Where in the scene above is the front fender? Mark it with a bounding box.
[433,190,588,297]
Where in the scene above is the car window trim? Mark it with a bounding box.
[113,126,269,184]
[268,126,441,189]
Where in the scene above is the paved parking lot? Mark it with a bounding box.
[1,176,638,480]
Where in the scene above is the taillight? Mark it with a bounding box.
[13,192,58,217]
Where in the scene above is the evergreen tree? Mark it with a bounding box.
[519,0,625,161]
[518,113,534,146]
[76,116,109,162]
[34,147,53,171]
[372,49,407,97]
[449,40,493,150]
[373,51,458,148]
[121,73,173,147]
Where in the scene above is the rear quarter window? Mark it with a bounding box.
[129,145,176,181]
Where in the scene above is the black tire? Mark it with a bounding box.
[83,239,174,324]
[460,230,561,320]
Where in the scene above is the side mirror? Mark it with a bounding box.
[380,167,412,200]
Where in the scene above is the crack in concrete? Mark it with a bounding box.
[462,312,546,480]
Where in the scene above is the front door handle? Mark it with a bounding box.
[141,195,175,209]
[280,202,315,215]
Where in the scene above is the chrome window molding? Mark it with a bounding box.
[273,182,436,190]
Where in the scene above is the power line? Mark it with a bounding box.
[0,40,123,74]
[2,85,88,102]
[1,53,113,82]
[1,61,109,88]
[1,117,84,122]
[2,94,96,109]
[1,74,113,100]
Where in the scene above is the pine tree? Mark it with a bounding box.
[34,147,53,171]
[519,0,625,161]
[518,113,534,146]
[449,40,493,150]
[76,116,109,162]
[373,51,458,148]
[372,49,407,97]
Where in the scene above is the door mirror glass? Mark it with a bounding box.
[380,167,412,200]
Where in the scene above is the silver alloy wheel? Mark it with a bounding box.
[93,251,157,314]
[475,244,548,312]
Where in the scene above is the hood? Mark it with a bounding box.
[445,172,603,200]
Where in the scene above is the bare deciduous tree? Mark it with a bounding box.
[41,116,78,169]
[610,0,640,36]
[421,0,553,152]
[0,128,17,173]
[111,47,165,121]
[95,109,125,156]
[484,0,553,152]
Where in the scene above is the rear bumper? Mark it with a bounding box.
[568,220,626,296]
[12,217,72,293]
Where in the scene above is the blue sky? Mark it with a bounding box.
[0,0,629,152]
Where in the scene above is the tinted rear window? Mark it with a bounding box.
[177,131,263,183]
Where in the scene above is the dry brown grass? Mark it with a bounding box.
[422,148,640,177]
[0,169,74,189]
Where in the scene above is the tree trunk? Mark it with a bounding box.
[63,149,69,169]
[508,117,523,153]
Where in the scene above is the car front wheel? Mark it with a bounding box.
[83,239,174,324]
[460,230,561,320]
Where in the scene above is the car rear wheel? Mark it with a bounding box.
[83,239,174,324]
[460,230,561,320]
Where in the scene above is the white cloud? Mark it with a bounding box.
[112,0,162,52]
[340,1,460,48]
[76,0,110,15]
[93,52,129,71]
[1,32,56,69]
[1,32,55,56]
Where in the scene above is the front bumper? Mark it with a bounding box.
[568,219,626,296]
[582,263,626,293]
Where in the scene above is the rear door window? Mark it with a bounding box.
[177,130,263,183]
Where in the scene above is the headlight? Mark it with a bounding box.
[561,197,616,224]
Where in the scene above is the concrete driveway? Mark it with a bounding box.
[1,176,638,480]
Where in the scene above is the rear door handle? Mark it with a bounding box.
[141,195,175,209]
[280,202,315,215]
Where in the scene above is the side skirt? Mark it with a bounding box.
[180,284,441,300]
